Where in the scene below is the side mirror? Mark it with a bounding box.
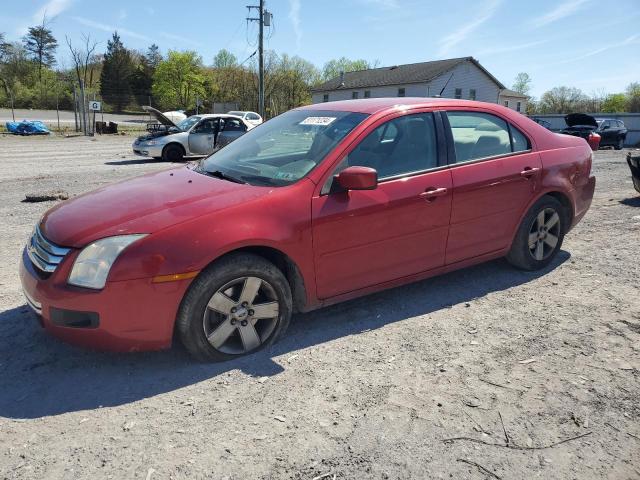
[336,166,378,191]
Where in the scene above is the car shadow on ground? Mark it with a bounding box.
[0,252,569,419]
[104,158,166,166]
[619,196,640,207]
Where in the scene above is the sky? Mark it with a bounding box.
[1,0,639,98]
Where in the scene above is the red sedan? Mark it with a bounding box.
[20,98,595,360]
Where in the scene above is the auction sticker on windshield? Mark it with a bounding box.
[300,117,336,126]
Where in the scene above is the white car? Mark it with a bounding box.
[133,107,255,162]
[227,110,263,126]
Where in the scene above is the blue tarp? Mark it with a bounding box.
[5,120,50,135]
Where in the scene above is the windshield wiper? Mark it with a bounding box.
[205,170,247,184]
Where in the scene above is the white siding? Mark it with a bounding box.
[312,59,502,104]
[498,94,528,112]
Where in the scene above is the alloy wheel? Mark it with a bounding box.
[528,207,561,261]
[202,276,280,354]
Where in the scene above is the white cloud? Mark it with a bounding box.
[288,0,302,50]
[160,32,203,48]
[33,0,73,22]
[548,34,640,65]
[530,0,589,28]
[477,40,547,56]
[437,0,502,57]
[71,16,150,42]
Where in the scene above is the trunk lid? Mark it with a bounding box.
[565,113,597,128]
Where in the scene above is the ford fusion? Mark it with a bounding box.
[20,98,595,361]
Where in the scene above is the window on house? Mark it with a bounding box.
[454,88,462,99]
[323,94,329,102]
[503,100,509,108]
[352,91,359,99]
[469,89,476,100]
[398,87,405,97]
[364,90,371,98]
[516,101,522,112]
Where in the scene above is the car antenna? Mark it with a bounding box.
[433,73,454,98]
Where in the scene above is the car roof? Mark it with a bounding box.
[198,114,245,120]
[299,97,503,115]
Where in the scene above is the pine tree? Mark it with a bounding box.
[22,19,58,81]
[99,32,134,112]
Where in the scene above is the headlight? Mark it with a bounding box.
[68,235,147,289]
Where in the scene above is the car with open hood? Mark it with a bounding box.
[560,113,601,151]
[132,106,255,161]
[20,98,595,361]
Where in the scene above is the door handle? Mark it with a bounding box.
[520,167,540,178]
[419,187,448,201]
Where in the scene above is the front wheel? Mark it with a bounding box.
[176,253,292,362]
[162,143,184,162]
[506,196,566,271]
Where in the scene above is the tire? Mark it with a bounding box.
[176,253,292,362]
[152,156,162,161]
[162,143,184,162]
[506,196,566,271]
[614,137,624,150]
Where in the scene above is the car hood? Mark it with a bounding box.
[143,105,178,129]
[41,167,272,248]
[565,113,597,128]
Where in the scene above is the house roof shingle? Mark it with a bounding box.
[499,88,528,98]
[311,56,505,93]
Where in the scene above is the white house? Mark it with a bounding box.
[311,57,527,112]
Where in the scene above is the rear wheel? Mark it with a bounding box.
[162,143,184,162]
[177,253,292,362]
[506,196,566,270]
[614,137,624,150]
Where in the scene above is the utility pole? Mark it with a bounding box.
[247,1,271,119]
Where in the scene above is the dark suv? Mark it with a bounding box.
[596,119,627,150]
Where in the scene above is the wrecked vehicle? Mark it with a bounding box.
[627,150,640,194]
[595,118,627,150]
[560,113,601,151]
[133,106,254,161]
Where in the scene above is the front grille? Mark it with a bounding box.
[27,226,71,274]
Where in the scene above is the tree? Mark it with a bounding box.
[100,32,135,112]
[0,32,10,62]
[512,72,531,97]
[66,34,98,88]
[152,50,206,110]
[321,57,378,81]
[626,82,640,113]
[213,49,238,69]
[602,93,627,113]
[538,86,588,114]
[146,44,162,69]
[22,17,58,81]
[131,44,163,106]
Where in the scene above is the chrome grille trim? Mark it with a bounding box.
[23,289,42,315]
[27,226,71,274]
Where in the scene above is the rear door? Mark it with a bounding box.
[443,110,542,264]
[312,111,452,299]
[217,118,248,148]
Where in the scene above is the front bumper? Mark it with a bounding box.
[19,248,191,352]
[132,142,163,158]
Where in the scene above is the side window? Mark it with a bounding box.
[327,113,438,190]
[192,119,216,134]
[222,118,245,132]
[511,125,531,152]
[352,91,359,99]
[446,111,512,163]
[398,87,405,97]
[247,113,259,120]
[323,94,329,102]
[469,89,476,100]
[454,88,462,99]
[364,90,371,98]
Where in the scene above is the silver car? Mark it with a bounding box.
[133,106,255,162]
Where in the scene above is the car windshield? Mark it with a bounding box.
[176,116,201,131]
[197,109,369,186]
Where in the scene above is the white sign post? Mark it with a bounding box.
[88,101,101,111]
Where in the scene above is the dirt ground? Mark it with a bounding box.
[0,134,638,480]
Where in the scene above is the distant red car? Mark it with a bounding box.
[20,98,595,360]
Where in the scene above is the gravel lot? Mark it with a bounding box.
[0,134,639,480]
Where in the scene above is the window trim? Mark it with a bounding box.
[319,110,445,195]
[442,109,533,167]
